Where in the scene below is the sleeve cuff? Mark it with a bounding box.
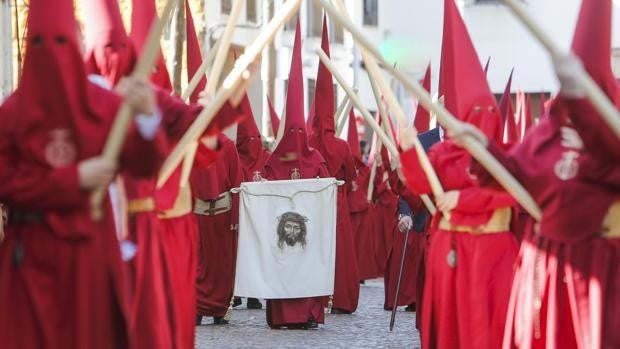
[135,109,162,140]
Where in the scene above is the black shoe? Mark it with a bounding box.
[232,297,242,308]
[247,298,263,309]
[359,280,366,285]
[195,315,203,326]
[213,316,229,325]
[305,320,319,330]
[405,304,416,312]
[330,307,351,315]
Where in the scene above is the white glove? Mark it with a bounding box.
[397,215,413,233]
[553,54,585,99]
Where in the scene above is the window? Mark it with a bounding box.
[246,0,257,23]
[363,0,378,26]
[221,0,231,15]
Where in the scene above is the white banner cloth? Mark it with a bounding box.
[234,178,338,299]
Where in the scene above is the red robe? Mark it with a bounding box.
[372,165,399,276]
[348,158,378,280]
[383,178,426,311]
[474,98,620,349]
[155,92,225,349]
[191,134,242,318]
[401,141,518,349]
[0,87,167,349]
[264,161,331,327]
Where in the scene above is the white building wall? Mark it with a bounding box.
[0,0,12,100]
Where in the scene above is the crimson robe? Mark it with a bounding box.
[383,180,426,312]
[372,165,399,276]
[473,98,620,349]
[191,134,242,318]
[263,162,331,327]
[348,158,379,280]
[0,86,167,349]
[400,141,518,349]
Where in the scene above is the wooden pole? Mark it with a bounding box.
[315,0,541,221]
[156,0,304,188]
[206,0,244,96]
[502,0,620,140]
[170,0,185,94]
[336,98,354,137]
[333,95,350,127]
[317,48,436,215]
[0,0,12,99]
[90,0,177,219]
[181,38,221,101]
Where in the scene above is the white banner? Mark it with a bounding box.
[234,178,338,299]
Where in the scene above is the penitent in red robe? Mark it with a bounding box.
[191,134,242,319]
[383,177,426,312]
[372,161,399,276]
[474,99,620,349]
[0,1,167,346]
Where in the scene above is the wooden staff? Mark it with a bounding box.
[316,0,541,220]
[317,49,437,215]
[91,0,176,220]
[366,141,380,202]
[331,0,445,211]
[335,98,354,137]
[156,0,303,188]
[173,0,243,190]
[181,38,221,101]
[206,0,244,96]
[502,0,620,140]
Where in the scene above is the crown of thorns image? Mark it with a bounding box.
[276,211,309,250]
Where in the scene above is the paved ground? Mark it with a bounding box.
[195,279,420,348]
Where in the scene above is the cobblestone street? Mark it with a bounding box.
[195,279,420,348]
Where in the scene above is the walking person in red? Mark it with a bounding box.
[347,110,379,281]
[82,0,242,346]
[192,132,243,325]
[372,145,399,276]
[0,0,167,347]
[233,92,270,310]
[454,0,620,347]
[263,18,330,330]
[398,1,518,348]
[309,16,360,315]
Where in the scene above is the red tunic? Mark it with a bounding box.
[473,98,620,349]
[400,141,518,349]
[264,159,331,327]
[191,134,242,318]
[383,180,426,311]
[0,86,167,349]
[348,158,379,280]
[372,165,399,276]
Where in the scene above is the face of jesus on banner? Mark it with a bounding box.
[277,212,308,250]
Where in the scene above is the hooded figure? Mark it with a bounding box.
[346,110,378,281]
[399,1,517,348]
[0,0,166,347]
[308,15,360,314]
[263,18,330,330]
[82,0,243,347]
[470,0,620,348]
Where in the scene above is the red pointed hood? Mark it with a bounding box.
[236,93,269,173]
[130,0,172,91]
[311,15,336,138]
[265,18,326,179]
[484,56,490,76]
[571,0,618,101]
[498,69,514,123]
[347,110,362,161]
[439,0,502,143]
[268,97,281,137]
[185,0,207,103]
[18,0,101,134]
[413,64,431,132]
[83,0,136,85]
